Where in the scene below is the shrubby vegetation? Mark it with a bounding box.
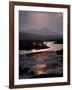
[19,40,49,50]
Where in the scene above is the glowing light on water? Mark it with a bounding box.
[36,64,46,68]
[35,64,47,75]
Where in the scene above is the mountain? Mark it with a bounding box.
[19,27,63,40]
[26,27,57,36]
[23,27,62,37]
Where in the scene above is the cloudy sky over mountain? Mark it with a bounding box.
[19,11,63,35]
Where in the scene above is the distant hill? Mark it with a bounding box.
[19,32,62,41]
[26,27,61,36]
[19,27,62,41]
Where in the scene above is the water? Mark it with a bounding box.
[19,41,63,79]
[19,41,63,54]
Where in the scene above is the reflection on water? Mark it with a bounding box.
[35,64,47,75]
[19,50,63,79]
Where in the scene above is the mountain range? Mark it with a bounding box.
[19,27,63,40]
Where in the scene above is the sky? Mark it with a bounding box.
[19,11,63,35]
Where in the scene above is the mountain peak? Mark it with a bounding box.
[20,27,62,38]
[40,27,49,30]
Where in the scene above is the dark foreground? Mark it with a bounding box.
[19,50,63,79]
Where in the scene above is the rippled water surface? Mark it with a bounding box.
[19,42,63,79]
